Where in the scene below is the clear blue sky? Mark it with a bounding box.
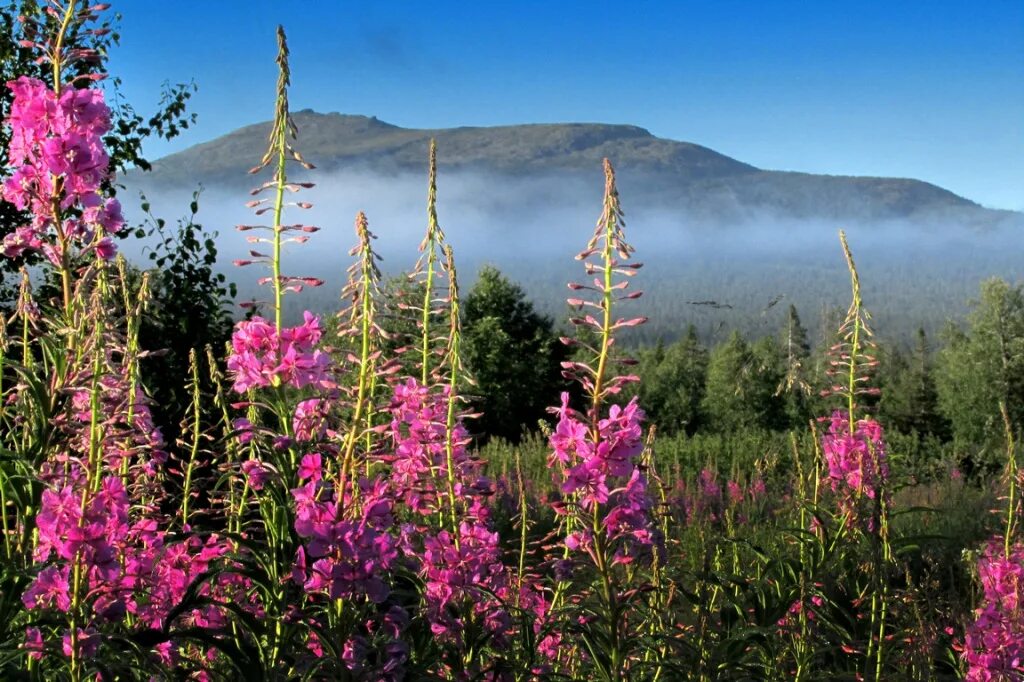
[107,1,1023,210]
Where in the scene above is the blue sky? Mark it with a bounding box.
[108,1,1023,210]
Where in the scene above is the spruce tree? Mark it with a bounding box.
[936,278,1024,444]
[639,325,708,434]
[462,266,567,442]
[778,304,813,428]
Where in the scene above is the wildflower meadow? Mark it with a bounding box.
[0,4,1022,681]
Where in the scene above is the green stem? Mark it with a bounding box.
[180,351,202,526]
[339,215,376,514]
[421,139,442,384]
[270,116,288,334]
[51,2,77,317]
[839,230,866,433]
[1002,402,1017,557]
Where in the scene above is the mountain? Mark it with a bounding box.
[135,111,1018,227]
[125,111,1022,343]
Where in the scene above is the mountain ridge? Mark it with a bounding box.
[135,111,1016,227]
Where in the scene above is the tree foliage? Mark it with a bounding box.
[936,278,1024,445]
[461,265,567,441]
[702,330,785,432]
[879,328,948,438]
[637,325,708,435]
[136,192,236,442]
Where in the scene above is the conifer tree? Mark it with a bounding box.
[639,324,708,434]
[462,265,567,441]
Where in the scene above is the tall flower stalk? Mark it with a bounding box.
[822,231,892,679]
[962,404,1024,680]
[548,159,657,679]
[4,2,125,316]
[236,25,319,332]
[337,211,386,509]
[417,139,446,384]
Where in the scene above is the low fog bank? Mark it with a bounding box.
[121,169,1024,344]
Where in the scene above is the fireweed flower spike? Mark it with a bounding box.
[962,407,1024,681]
[816,231,893,680]
[547,159,660,677]
[820,410,890,526]
[335,211,392,507]
[2,2,125,312]
[234,24,319,333]
[817,234,888,528]
[226,311,332,393]
[962,541,1024,681]
[414,139,448,385]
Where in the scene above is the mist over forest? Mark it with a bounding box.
[122,164,1023,347]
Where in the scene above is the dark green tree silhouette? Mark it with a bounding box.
[879,328,948,438]
[703,331,784,432]
[936,278,1024,444]
[638,325,708,435]
[462,266,567,442]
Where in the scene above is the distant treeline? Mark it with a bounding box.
[249,244,1023,348]
[426,268,1024,464]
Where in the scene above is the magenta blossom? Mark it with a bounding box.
[293,398,330,441]
[821,411,889,526]
[227,312,332,393]
[2,76,123,263]
[963,539,1024,681]
[549,393,660,560]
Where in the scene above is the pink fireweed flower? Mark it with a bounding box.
[562,459,609,510]
[821,411,889,526]
[33,477,128,579]
[293,398,330,442]
[420,521,514,642]
[297,453,323,482]
[549,392,591,466]
[1,76,124,262]
[232,417,255,444]
[227,312,332,393]
[549,393,660,558]
[22,565,72,612]
[384,378,483,517]
[241,459,270,491]
[690,468,723,524]
[749,476,767,501]
[62,628,99,658]
[726,480,744,506]
[23,627,44,661]
[595,399,644,478]
[962,539,1024,681]
[292,477,399,603]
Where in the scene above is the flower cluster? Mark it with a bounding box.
[293,397,331,442]
[420,521,513,641]
[550,393,659,562]
[26,474,253,667]
[962,539,1024,681]
[292,474,399,604]
[51,371,168,482]
[821,410,889,521]
[551,394,642,506]
[333,606,410,681]
[2,76,123,262]
[667,470,772,526]
[384,378,489,517]
[226,312,332,393]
